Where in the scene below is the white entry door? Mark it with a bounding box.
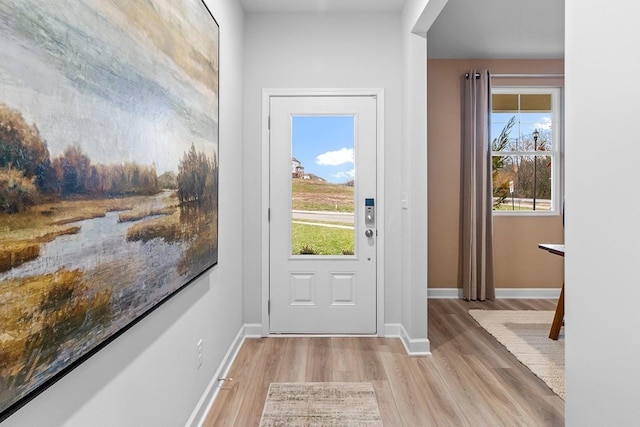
[269,95,378,334]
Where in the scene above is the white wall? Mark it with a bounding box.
[565,0,640,425]
[400,0,430,351]
[242,7,431,352]
[3,0,245,425]
[242,11,406,328]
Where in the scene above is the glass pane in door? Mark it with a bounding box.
[290,116,355,256]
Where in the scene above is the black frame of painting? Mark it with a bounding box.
[0,0,220,422]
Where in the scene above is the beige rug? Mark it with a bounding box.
[469,309,565,399]
[259,382,383,426]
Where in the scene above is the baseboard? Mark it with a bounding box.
[187,326,247,427]
[428,288,561,299]
[495,288,561,299]
[427,288,464,299]
[384,323,431,356]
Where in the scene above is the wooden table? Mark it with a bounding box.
[538,244,564,340]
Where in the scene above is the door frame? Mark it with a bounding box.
[260,88,385,336]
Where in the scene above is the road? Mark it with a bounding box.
[292,210,354,224]
[496,197,551,210]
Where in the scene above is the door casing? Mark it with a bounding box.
[260,88,385,336]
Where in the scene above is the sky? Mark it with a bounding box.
[491,112,554,151]
[291,111,552,184]
[292,116,355,184]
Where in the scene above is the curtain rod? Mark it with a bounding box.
[465,72,564,79]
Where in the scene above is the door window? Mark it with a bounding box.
[291,116,355,256]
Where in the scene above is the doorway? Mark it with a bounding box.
[267,93,382,333]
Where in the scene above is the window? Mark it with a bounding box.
[491,87,562,213]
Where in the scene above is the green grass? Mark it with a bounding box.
[493,203,550,211]
[494,204,529,211]
[290,179,355,253]
[293,219,354,227]
[292,222,354,255]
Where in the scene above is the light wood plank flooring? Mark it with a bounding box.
[203,299,564,426]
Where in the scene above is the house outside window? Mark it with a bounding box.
[491,87,562,214]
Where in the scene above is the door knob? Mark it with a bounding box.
[365,229,374,238]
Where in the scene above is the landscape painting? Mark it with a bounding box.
[0,0,219,420]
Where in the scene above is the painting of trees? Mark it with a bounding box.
[0,104,161,211]
[177,143,217,206]
[0,104,50,181]
[0,0,218,419]
[58,146,91,196]
[0,167,37,214]
[0,105,48,212]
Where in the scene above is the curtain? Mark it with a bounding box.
[460,69,495,301]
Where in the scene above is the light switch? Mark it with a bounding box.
[401,192,408,209]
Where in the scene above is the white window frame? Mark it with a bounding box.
[491,86,563,216]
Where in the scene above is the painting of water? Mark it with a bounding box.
[0,0,219,420]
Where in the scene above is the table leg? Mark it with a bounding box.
[549,283,564,340]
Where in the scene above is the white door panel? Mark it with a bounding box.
[269,96,377,334]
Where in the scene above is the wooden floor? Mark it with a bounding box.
[203,299,564,426]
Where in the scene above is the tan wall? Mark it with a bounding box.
[427,59,564,289]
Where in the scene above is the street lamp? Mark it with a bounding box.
[532,129,539,210]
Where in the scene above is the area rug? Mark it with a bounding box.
[468,310,565,399]
[259,382,383,426]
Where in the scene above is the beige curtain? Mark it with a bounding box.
[460,70,495,301]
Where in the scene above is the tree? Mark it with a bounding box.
[513,130,552,201]
[491,116,516,208]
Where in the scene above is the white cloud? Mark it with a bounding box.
[316,147,354,166]
[534,117,552,131]
[334,169,355,180]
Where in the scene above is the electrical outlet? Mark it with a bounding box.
[196,338,203,369]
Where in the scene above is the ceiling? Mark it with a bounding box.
[238,0,564,59]
[427,0,564,59]
[239,0,404,13]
